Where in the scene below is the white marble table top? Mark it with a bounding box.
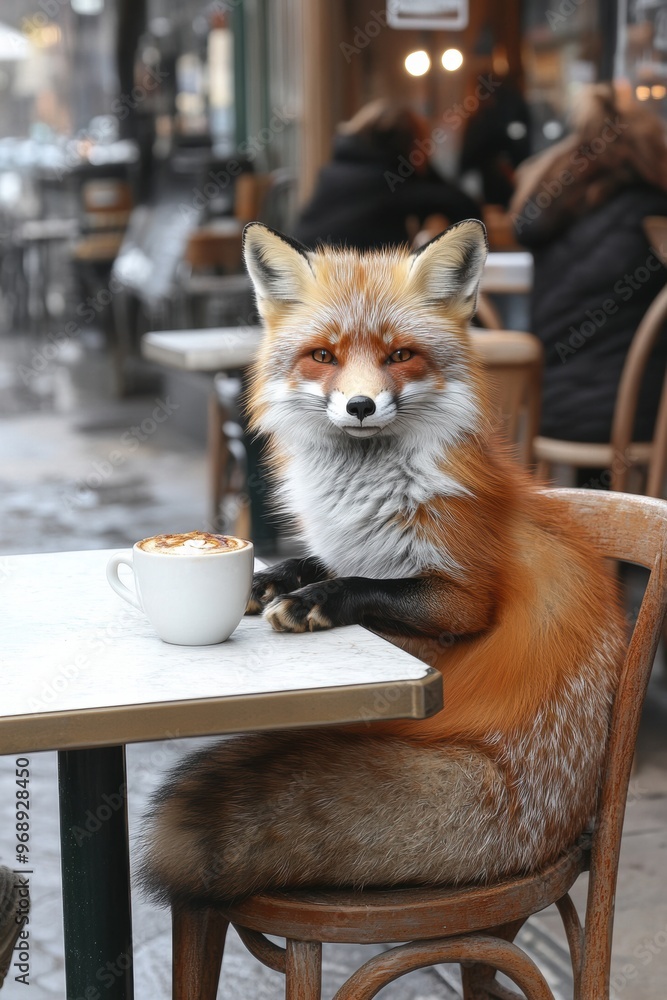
[142,326,262,370]
[0,549,441,754]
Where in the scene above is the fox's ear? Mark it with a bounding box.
[243,223,313,307]
[408,220,488,315]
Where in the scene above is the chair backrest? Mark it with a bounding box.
[609,217,667,493]
[548,489,667,998]
[644,216,667,266]
[470,329,543,465]
[234,173,274,223]
[80,179,133,232]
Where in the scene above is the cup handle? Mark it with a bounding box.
[106,551,142,611]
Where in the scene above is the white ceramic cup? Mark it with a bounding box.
[106,535,254,645]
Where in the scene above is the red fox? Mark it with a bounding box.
[142,221,626,906]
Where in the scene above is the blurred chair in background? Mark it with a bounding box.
[470,329,543,468]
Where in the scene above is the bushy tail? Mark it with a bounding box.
[139,729,535,908]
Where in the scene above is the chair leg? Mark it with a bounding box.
[461,962,497,999]
[172,904,229,1000]
[285,939,322,1000]
[535,458,551,484]
[461,920,527,1000]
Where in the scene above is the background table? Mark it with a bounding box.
[0,549,442,999]
[481,251,533,294]
[140,253,535,373]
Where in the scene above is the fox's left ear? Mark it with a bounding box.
[243,223,313,309]
[408,219,488,315]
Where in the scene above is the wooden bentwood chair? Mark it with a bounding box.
[172,488,667,1000]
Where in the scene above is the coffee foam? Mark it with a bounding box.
[137,532,248,555]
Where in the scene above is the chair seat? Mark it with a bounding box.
[533,436,652,468]
[223,843,588,945]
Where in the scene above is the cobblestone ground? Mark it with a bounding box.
[0,332,666,998]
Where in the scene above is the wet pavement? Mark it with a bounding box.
[0,328,666,998]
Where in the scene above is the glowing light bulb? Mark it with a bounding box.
[651,84,666,99]
[405,50,430,77]
[636,85,651,101]
[441,48,463,72]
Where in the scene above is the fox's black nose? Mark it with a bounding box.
[346,396,376,421]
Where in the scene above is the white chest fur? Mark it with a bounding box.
[279,440,463,579]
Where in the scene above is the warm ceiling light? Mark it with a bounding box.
[405,50,430,76]
[441,48,463,71]
[636,85,651,101]
[651,84,667,99]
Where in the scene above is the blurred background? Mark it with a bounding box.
[1,0,666,559]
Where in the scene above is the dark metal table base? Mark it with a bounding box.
[58,746,134,999]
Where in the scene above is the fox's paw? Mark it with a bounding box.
[264,589,333,633]
[246,570,291,615]
[246,560,321,615]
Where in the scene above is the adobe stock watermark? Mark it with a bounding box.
[554,248,664,362]
[577,446,635,491]
[18,265,156,385]
[62,396,180,510]
[71,784,127,847]
[52,66,168,181]
[384,75,502,192]
[610,921,667,998]
[29,616,132,712]
[177,108,295,222]
[340,9,387,63]
[513,117,630,234]
[69,950,132,1000]
[546,0,588,30]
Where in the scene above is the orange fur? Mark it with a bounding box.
[141,223,627,907]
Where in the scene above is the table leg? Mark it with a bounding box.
[58,746,134,1000]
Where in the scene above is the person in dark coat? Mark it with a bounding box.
[292,100,482,252]
[511,84,667,446]
[460,77,532,208]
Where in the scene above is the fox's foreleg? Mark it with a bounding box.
[246,556,330,614]
[264,575,496,639]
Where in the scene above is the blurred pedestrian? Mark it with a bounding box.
[292,99,482,251]
[511,84,667,449]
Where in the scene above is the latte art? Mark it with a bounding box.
[138,532,248,555]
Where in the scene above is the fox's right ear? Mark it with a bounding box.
[243,223,313,309]
[407,220,488,315]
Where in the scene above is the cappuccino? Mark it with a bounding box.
[137,531,248,555]
[107,531,254,644]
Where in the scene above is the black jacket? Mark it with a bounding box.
[517,184,667,443]
[292,134,482,252]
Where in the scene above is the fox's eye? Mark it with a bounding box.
[312,349,335,364]
[389,349,413,363]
